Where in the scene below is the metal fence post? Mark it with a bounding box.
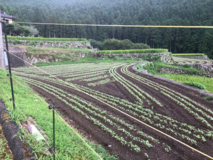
[48,101,55,160]
[3,22,15,110]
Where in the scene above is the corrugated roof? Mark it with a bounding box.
[1,11,16,20]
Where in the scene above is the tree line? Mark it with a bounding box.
[1,0,213,57]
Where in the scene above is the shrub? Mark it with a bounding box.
[100,39,150,50]
[88,39,102,49]
[13,39,22,45]
[204,96,212,100]
[182,64,190,68]
[183,81,207,90]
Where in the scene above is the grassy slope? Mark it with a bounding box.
[157,73,213,93]
[100,49,168,54]
[36,56,142,67]
[154,62,204,73]
[0,69,116,160]
[172,53,205,56]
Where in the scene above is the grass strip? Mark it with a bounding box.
[35,56,142,67]
[4,36,87,41]
[0,69,116,160]
[172,54,205,56]
[100,49,168,54]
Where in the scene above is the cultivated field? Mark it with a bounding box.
[173,57,213,65]
[13,63,213,160]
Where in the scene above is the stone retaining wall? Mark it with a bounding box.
[173,55,208,59]
[160,67,213,77]
[174,64,213,74]
[97,52,172,63]
[4,40,92,49]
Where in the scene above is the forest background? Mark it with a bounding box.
[1,0,213,57]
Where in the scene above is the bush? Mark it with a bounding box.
[137,63,157,74]
[182,64,190,68]
[13,39,22,45]
[88,39,102,49]
[183,81,207,90]
[100,39,150,50]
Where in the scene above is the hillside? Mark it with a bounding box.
[1,0,213,57]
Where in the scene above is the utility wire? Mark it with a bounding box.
[5,50,213,160]
[15,21,213,29]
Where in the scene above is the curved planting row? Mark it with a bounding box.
[18,73,212,146]
[121,65,213,129]
[22,77,162,154]
[13,63,213,160]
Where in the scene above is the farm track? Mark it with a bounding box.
[13,63,213,160]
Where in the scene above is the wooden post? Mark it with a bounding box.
[0,11,6,70]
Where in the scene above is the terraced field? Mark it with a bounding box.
[13,63,213,160]
[173,57,213,65]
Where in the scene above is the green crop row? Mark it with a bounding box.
[4,36,87,41]
[172,53,205,56]
[99,49,168,54]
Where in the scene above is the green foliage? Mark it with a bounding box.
[35,56,141,67]
[101,49,168,54]
[204,96,212,101]
[153,62,204,73]
[100,39,150,50]
[157,74,213,93]
[182,64,190,68]
[13,39,22,45]
[88,39,102,49]
[1,0,213,56]
[5,36,87,41]
[172,54,205,56]
[137,63,157,74]
[183,81,207,91]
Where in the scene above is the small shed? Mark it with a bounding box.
[1,11,16,23]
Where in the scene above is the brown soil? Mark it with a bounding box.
[19,65,213,160]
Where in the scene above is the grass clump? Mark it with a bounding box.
[183,81,207,91]
[204,96,212,101]
[182,64,190,68]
